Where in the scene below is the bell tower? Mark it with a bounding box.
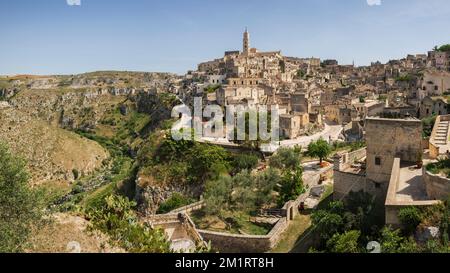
[243,28,250,54]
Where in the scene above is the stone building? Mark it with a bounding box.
[291,92,311,113]
[419,96,449,118]
[334,117,423,200]
[419,70,450,99]
[428,50,450,71]
[325,104,354,125]
[216,81,266,106]
[352,100,386,120]
[280,113,309,139]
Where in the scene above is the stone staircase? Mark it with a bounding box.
[434,121,449,146]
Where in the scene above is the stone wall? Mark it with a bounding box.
[423,168,450,200]
[429,142,440,160]
[334,148,367,171]
[333,171,367,201]
[385,158,402,226]
[333,148,368,200]
[144,213,207,249]
[198,217,290,253]
[170,200,205,215]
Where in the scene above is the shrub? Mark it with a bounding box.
[72,169,80,180]
[326,230,361,253]
[380,227,419,253]
[232,153,259,174]
[398,207,423,234]
[269,146,302,170]
[157,193,194,214]
[277,166,305,206]
[87,195,172,253]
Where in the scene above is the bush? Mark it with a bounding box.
[72,169,80,180]
[269,146,302,170]
[87,195,172,253]
[232,153,259,174]
[326,230,361,253]
[398,207,423,234]
[380,227,419,253]
[278,166,305,206]
[157,193,194,214]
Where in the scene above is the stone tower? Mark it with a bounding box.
[243,28,250,54]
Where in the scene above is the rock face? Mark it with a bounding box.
[135,173,201,215]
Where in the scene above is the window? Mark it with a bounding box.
[435,85,439,91]
[375,157,381,166]
[375,183,381,189]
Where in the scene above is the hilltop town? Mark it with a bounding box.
[1,30,450,254]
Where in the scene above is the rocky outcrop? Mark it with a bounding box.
[134,173,201,215]
[0,88,20,99]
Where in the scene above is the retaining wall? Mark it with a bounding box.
[423,168,450,200]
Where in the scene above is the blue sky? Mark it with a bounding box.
[0,0,449,75]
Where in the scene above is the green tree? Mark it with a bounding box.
[232,153,259,174]
[327,230,361,253]
[345,191,383,236]
[379,227,419,253]
[278,166,305,206]
[269,146,302,170]
[230,171,257,214]
[308,138,332,164]
[187,143,230,184]
[204,175,232,215]
[398,206,422,235]
[438,44,450,52]
[0,142,45,253]
[254,168,281,207]
[311,202,346,242]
